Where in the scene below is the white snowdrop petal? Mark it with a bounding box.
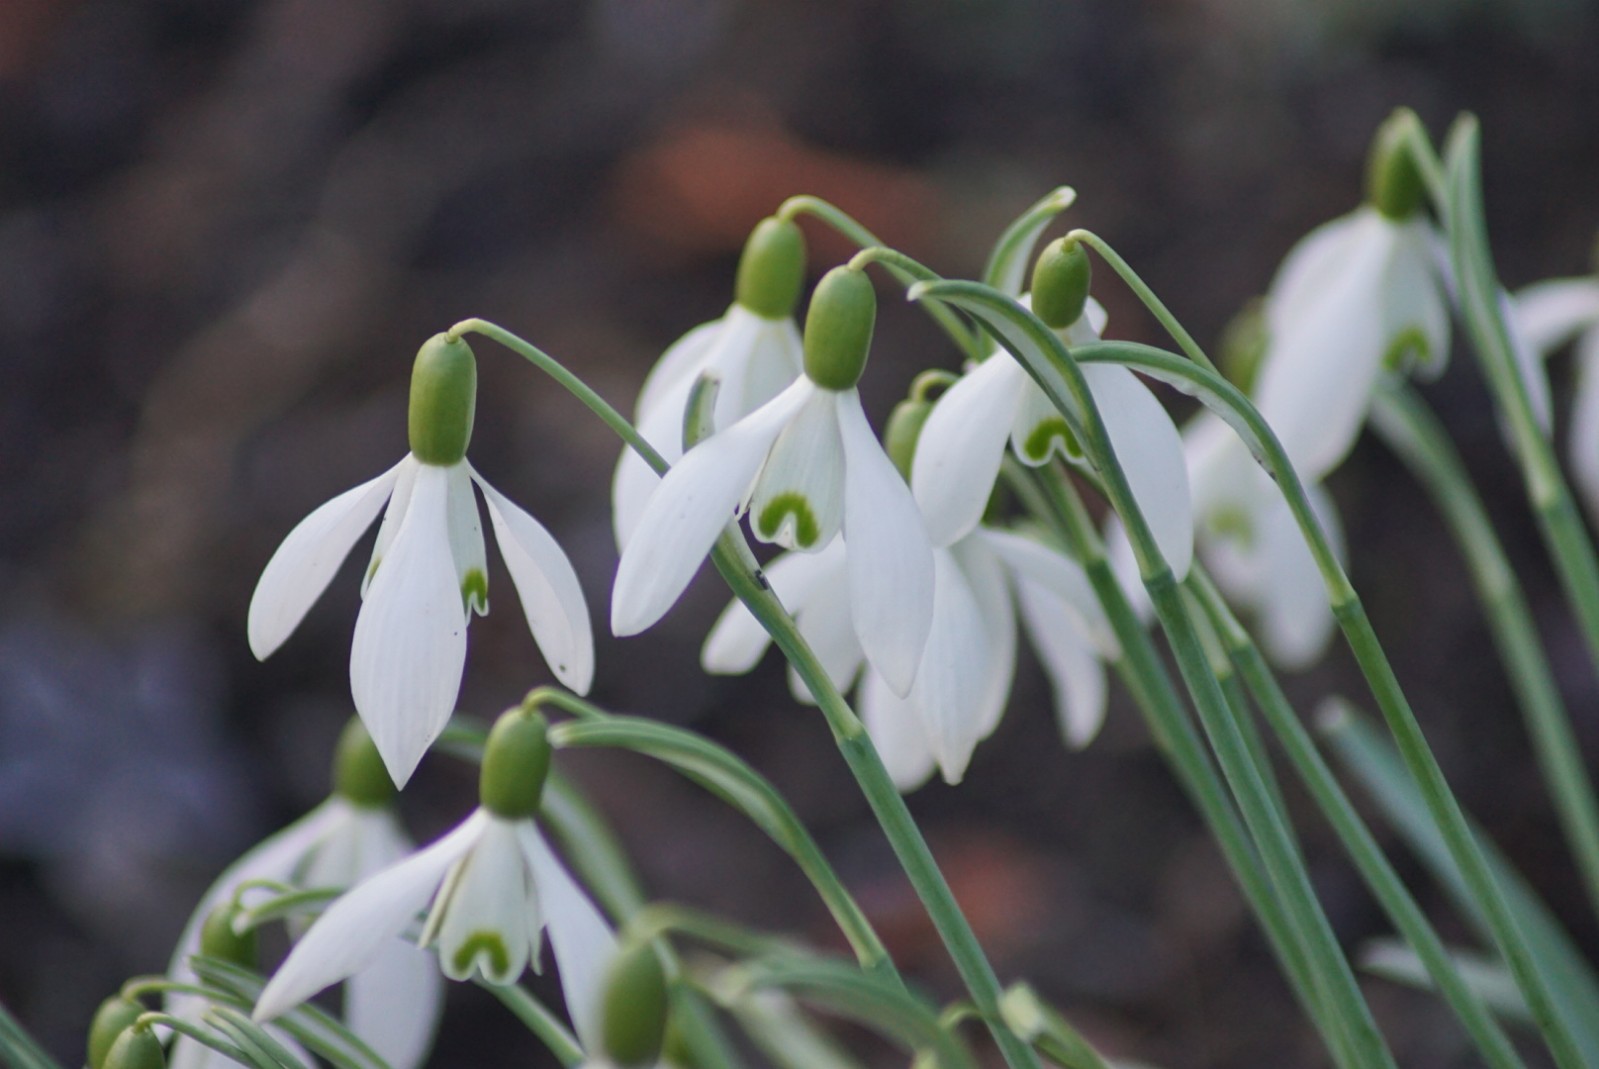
[296,804,411,892]
[520,824,618,1054]
[1083,363,1194,579]
[912,353,1029,547]
[860,670,937,792]
[912,547,992,785]
[365,460,420,598]
[1010,374,1080,466]
[1500,289,1553,434]
[635,318,725,422]
[1016,577,1108,748]
[1514,278,1599,355]
[1388,220,1451,379]
[344,936,444,1069]
[446,465,489,617]
[837,390,935,696]
[1255,485,1341,670]
[351,464,469,787]
[979,529,1116,657]
[950,535,1018,738]
[701,546,839,675]
[433,818,533,984]
[1570,328,1599,522]
[1264,211,1373,338]
[712,308,803,427]
[612,392,686,552]
[474,472,595,695]
[254,811,488,1022]
[248,459,406,659]
[748,387,846,550]
[612,378,815,637]
[787,550,864,703]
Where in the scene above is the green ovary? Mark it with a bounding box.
[462,568,489,613]
[757,492,820,548]
[453,931,511,979]
[1021,418,1077,462]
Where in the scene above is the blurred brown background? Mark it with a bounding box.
[1,1,1597,1066]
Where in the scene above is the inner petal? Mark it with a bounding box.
[748,388,845,550]
[1010,380,1081,465]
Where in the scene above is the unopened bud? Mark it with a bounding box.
[1366,110,1425,221]
[332,717,395,808]
[599,942,670,1068]
[885,398,932,481]
[803,267,877,391]
[735,218,807,319]
[408,333,478,465]
[103,1025,164,1069]
[479,709,552,820]
[1030,238,1091,330]
[88,997,145,1069]
[199,902,258,968]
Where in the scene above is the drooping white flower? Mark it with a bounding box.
[910,299,1194,578]
[703,528,1116,788]
[248,335,593,787]
[613,305,803,550]
[612,267,935,696]
[1252,205,1450,483]
[1511,275,1599,517]
[168,722,441,1069]
[254,808,617,1053]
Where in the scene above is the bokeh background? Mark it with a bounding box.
[3,1,1598,1066]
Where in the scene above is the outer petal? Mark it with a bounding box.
[728,315,804,419]
[837,390,935,696]
[612,378,813,637]
[1501,288,1552,434]
[474,471,595,695]
[912,353,1030,547]
[350,463,468,787]
[913,547,994,784]
[1514,278,1599,355]
[612,394,682,552]
[1082,363,1193,579]
[787,547,864,704]
[860,670,937,792]
[248,459,406,659]
[254,811,489,1022]
[430,817,536,984]
[520,824,617,1054]
[1265,212,1369,338]
[748,387,846,550]
[1570,327,1599,521]
[980,529,1116,657]
[701,545,841,676]
[1015,577,1107,748]
[296,804,412,892]
[1010,375,1079,466]
[344,936,443,1069]
[1254,484,1342,670]
[949,535,1018,738]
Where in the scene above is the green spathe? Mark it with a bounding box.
[803,267,877,390]
[599,942,670,1068]
[408,333,478,465]
[103,1026,164,1069]
[735,217,807,319]
[1031,238,1091,330]
[199,902,259,968]
[333,717,396,808]
[479,709,552,819]
[1367,110,1426,221]
[88,997,145,1069]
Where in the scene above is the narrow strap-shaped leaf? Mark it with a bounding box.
[186,957,392,1069]
[206,1007,311,1069]
[0,1002,63,1069]
[982,187,1078,297]
[1359,939,1532,1024]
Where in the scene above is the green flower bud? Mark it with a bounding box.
[885,397,932,481]
[1030,238,1091,330]
[659,1005,696,1069]
[199,902,258,968]
[88,997,145,1069]
[332,717,395,808]
[478,709,552,820]
[803,267,877,391]
[1218,297,1268,395]
[103,1025,164,1069]
[734,217,807,319]
[408,333,478,465]
[1366,110,1425,221]
[599,942,670,1068]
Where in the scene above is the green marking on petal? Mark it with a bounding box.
[462,568,489,615]
[1021,418,1078,463]
[453,931,511,980]
[756,492,820,548]
[1211,504,1255,547]
[366,557,382,584]
[1382,325,1430,374]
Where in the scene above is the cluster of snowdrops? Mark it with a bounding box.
[28,107,1599,1069]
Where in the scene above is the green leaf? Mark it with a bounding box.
[999,985,1114,1069]
[205,1007,311,1069]
[0,1000,65,1069]
[186,957,392,1069]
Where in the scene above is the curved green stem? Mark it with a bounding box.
[1187,570,1528,1069]
[1061,229,1219,375]
[775,195,983,361]
[477,983,585,1068]
[1372,385,1599,923]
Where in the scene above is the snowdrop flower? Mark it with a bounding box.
[255,710,617,1055]
[166,721,440,1069]
[1183,414,1345,669]
[613,266,935,695]
[1512,266,1599,517]
[248,333,594,786]
[613,217,806,549]
[911,239,1194,578]
[1252,113,1450,483]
